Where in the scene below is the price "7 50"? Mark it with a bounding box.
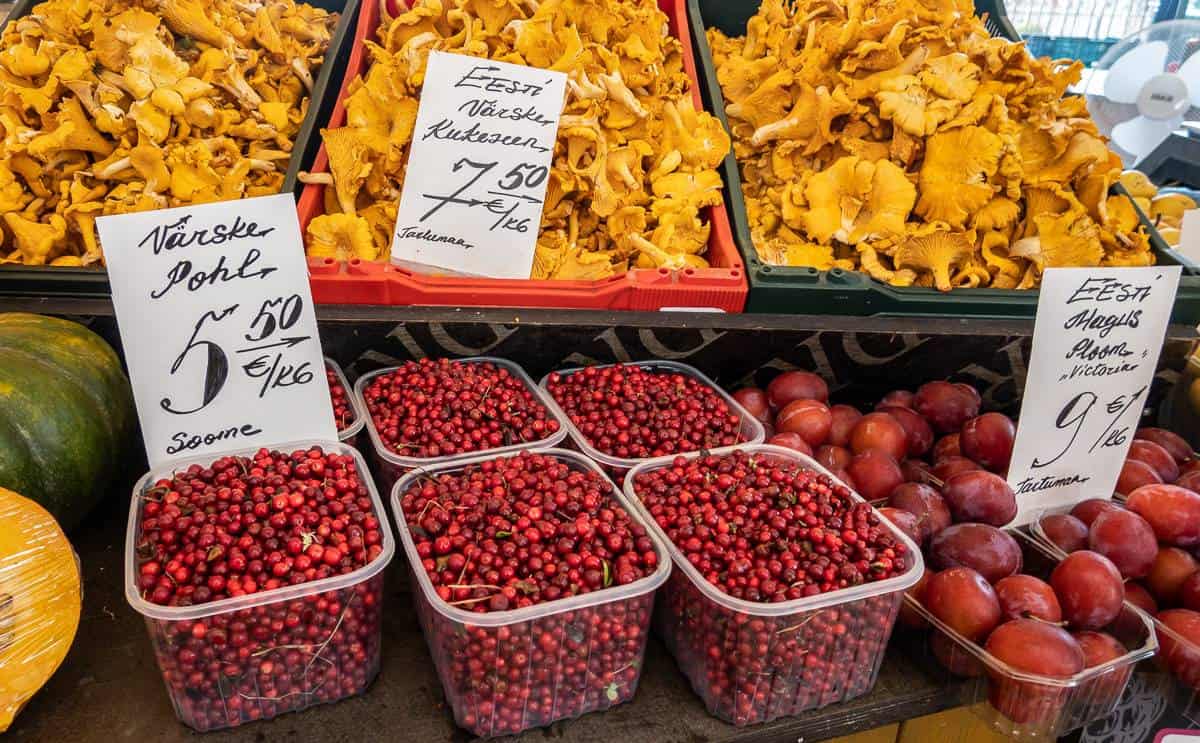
[419,158,549,233]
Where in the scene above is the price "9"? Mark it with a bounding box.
[1031,385,1146,468]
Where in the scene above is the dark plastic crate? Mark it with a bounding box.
[687,0,1200,324]
[1025,35,1118,66]
[0,0,361,298]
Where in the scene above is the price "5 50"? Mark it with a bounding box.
[160,295,315,414]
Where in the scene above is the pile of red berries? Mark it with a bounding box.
[632,451,911,600]
[630,450,912,724]
[134,447,386,731]
[398,451,661,736]
[363,359,560,459]
[413,587,654,736]
[545,364,746,460]
[657,573,899,724]
[325,363,356,434]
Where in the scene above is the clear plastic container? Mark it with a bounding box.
[622,444,923,726]
[1029,509,1193,722]
[905,528,1156,739]
[390,448,671,738]
[1146,612,1200,717]
[355,357,569,491]
[538,360,766,485]
[124,441,396,732]
[1142,609,1200,724]
[325,357,365,445]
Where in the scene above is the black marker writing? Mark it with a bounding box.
[420,158,497,221]
[1065,339,1134,361]
[397,226,475,249]
[418,159,547,234]
[1015,474,1090,494]
[150,249,277,299]
[1065,360,1140,378]
[1032,386,1146,468]
[242,355,315,398]
[160,305,238,415]
[244,294,304,343]
[138,215,275,255]
[422,119,549,153]
[454,65,549,96]
[1062,307,1142,338]
[457,98,555,126]
[166,423,263,455]
[1033,391,1097,468]
[1066,277,1153,304]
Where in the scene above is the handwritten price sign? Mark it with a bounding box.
[99,194,336,467]
[1007,266,1180,525]
[390,50,566,278]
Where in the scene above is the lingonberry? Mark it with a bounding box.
[134,446,388,731]
[399,451,662,736]
[326,362,357,435]
[363,359,560,463]
[545,364,747,461]
[631,449,913,725]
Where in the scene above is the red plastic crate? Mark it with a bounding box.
[298,0,747,311]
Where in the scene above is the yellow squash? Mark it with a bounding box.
[0,487,81,732]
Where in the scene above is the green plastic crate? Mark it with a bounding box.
[0,0,360,299]
[686,0,1200,324]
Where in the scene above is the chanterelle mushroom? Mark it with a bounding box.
[307,213,378,261]
[305,0,731,276]
[893,224,975,291]
[916,127,1002,228]
[710,0,1154,287]
[1011,210,1103,269]
[0,0,338,265]
[797,156,915,244]
[4,212,67,265]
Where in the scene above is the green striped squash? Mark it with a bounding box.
[0,314,134,530]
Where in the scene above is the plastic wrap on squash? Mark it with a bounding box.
[0,487,82,732]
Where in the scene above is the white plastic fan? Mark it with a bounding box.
[1085,20,1200,166]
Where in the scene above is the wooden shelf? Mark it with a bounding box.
[4,297,1199,339]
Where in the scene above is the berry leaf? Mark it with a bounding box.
[602,559,612,588]
[206,546,223,562]
[605,682,619,702]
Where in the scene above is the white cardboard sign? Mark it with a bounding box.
[98,194,337,468]
[1178,209,1200,264]
[389,50,566,278]
[1007,266,1180,526]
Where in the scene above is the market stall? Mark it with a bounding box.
[3,0,1200,741]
